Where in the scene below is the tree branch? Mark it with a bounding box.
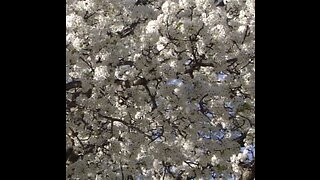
[66,81,81,91]
[98,113,152,140]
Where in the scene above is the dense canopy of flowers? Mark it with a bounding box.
[66,0,255,179]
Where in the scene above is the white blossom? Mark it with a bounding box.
[145,20,159,35]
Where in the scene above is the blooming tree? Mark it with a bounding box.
[66,0,255,179]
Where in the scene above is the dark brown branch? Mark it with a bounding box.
[120,162,124,180]
[240,160,255,180]
[66,99,77,109]
[68,127,85,148]
[131,77,157,111]
[226,58,238,66]
[135,0,150,5]
[196,23,205,37]
[133,78,148,86]
[199,94,210,118]
[184,161,199,168]
[66,81,81,91]
[185,61,215,78]
[117,20,141,38]
[110,119,114,138]
[66,147,73,162]
[199,62,215,67]
[117,59,135,67]
[241,25,250,45]
[215,0,225,7]
[79,57,94,72]
[232,40,242,51]
[98,114,152,140]
[241,59,254,70]
[143,84,157,111]
[67,150,80,164]
[234,132,246,147]
[238,114,254,127]
[84,11,96,20]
